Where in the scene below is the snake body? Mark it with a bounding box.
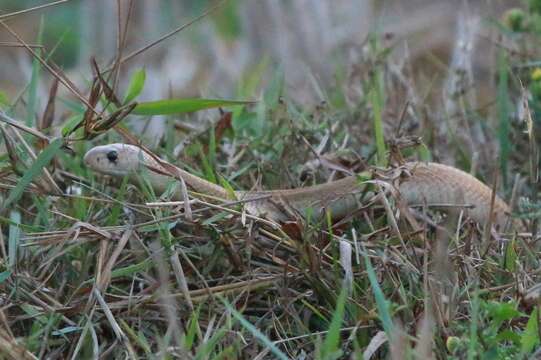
[84,143,513,228]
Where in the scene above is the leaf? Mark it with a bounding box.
[371,73,386,167]
[123,68,146,104]
[496,329,521,345]
[321,286,347,359]
[521,307,540,355]
[3,138,63,210]
[8,210,20,269]
[132,98,252,116]
[109,258,152,279]
[486,301,522,327]
[362,248,394,338]
[52,326,83,336]
[0,270,11,283]
[197,143,217,184]
[504,238,517,272]
[61,114,83,137]
[183,307,200,350]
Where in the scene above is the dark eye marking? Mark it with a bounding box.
[106,150,118,163]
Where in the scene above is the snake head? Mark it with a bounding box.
[84,143,145,177]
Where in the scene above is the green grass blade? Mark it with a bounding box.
[198,143,217,184]
[321,286,347,359]
[194,327,228,360]
[109,258,153,279]
[132,98,252,116]
[520,306,540,355]
[468,286,480,360]
[0,270,11,283]
[123,68,146,104]
[370,76,386,167]
[8,210,21,269]
[3,138,63,210]
[362,248,394,338]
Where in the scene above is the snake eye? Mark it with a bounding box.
[106,150,118,163]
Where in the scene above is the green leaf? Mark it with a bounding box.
[496,329,521,345]
[198,143,217,184]
[132,98,252,116]
[486,301,522,327]
[219,175,237,200]
[504,238,518,272]
[370,74,386,167]
[0,270,11,283]
[3,138,64,210]
[8,211,21,269]
[521,307,540,355]
[123,68,146,104]
[61,113,83,137]
[109,258,153,279]
[183,307,200,350]
[52,326,83,336]
[468,287,480,360]
[362,248,394,338]
[321,286,347,359]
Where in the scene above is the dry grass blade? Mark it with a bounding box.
[153,160,193,220]
[40,78,59,131]
[0,42,43,48]
[0,111,50,142]
[482,171,499,253]
[91,57,121,107]
[96,227,133,291]
[92,103,137,135]
[0,0,70,20]
[149,241,185,351]
[170,250,194,310]
[79,78,102,138]
[93,289,137,358]
[110,0,135,91]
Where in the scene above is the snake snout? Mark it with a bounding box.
[83,149,94,168]
[83,148,105,172]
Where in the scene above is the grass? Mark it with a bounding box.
[1,1,541,359]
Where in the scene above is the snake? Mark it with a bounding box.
[83,143,515,229]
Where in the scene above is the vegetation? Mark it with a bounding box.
[1,1,540,359]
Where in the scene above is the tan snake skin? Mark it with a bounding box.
[84,144,514,228]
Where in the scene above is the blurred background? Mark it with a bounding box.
[0,0,527,168]
[0,0,515,100]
